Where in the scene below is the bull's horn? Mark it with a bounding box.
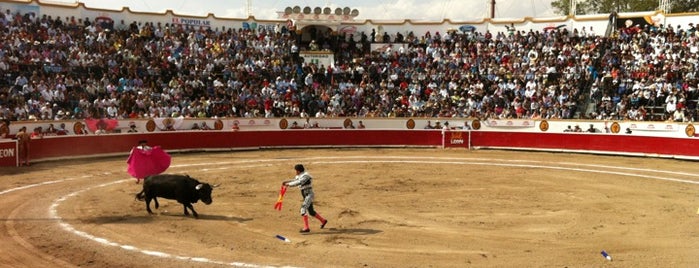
[212,183,221,188]
[195,184,203,190]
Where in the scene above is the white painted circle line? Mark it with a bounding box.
[309,160,699,185]
[48,179,291,268]
[172,156,699,177]
[0,178,75,196]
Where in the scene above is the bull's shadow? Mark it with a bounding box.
[82,214,251,224]
[157,213,252,222]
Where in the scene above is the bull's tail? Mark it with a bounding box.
[135,190,146,201]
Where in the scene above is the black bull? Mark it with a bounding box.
[135,174,218,218]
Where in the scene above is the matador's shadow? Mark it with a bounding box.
[300,227,382,235]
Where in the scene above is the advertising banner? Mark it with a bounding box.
[0,140,17,167]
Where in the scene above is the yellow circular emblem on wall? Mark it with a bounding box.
[279,118,289,129]
[539,120,549,132]
[610,122,620,134]
[686,124,695,137]
[471,119,481,130]
[406,119,415,129]
[343,118,353,128]
[145,119,156,132]
[214,119,224,130]
[73,122,84,134]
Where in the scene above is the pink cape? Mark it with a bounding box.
[126,146,171,179]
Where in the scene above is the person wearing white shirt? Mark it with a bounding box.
[673,108,685,122]
[106,104,119,118]
[665,99,677,114]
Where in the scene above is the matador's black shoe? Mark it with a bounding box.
[320,220,328,229]
[299,228,310,233]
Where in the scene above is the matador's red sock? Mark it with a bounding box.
[314,213,326,223]
[302,215,310,230]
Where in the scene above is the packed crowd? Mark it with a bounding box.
[0,8,697,125]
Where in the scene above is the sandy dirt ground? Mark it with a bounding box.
[1,148,699,268]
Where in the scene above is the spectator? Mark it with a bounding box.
[57,123,69,135]
[0,120,9,138]
[443,122,450,130]
[30,127,43,139]
[586,124,597,133]
[54,110,68,121]
[128,124,139,133]
[672,108,685,122]
[45,123,57,135]
[309,40,319,51]
[461,121,472,130]
[289,121,303,129]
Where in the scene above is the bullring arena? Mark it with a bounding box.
[1,148,698,267]
[1,0,699,267]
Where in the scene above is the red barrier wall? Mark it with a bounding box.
[12,129,699,167]
[470,131,699,158]
[26,130,446,165]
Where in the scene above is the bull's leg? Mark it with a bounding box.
[154,197,160,209]
[145,197,154,214]
[182,203,198,218]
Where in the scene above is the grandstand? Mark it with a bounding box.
[0,0,697,134]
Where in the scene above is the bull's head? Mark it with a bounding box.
[195,183,214,204]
